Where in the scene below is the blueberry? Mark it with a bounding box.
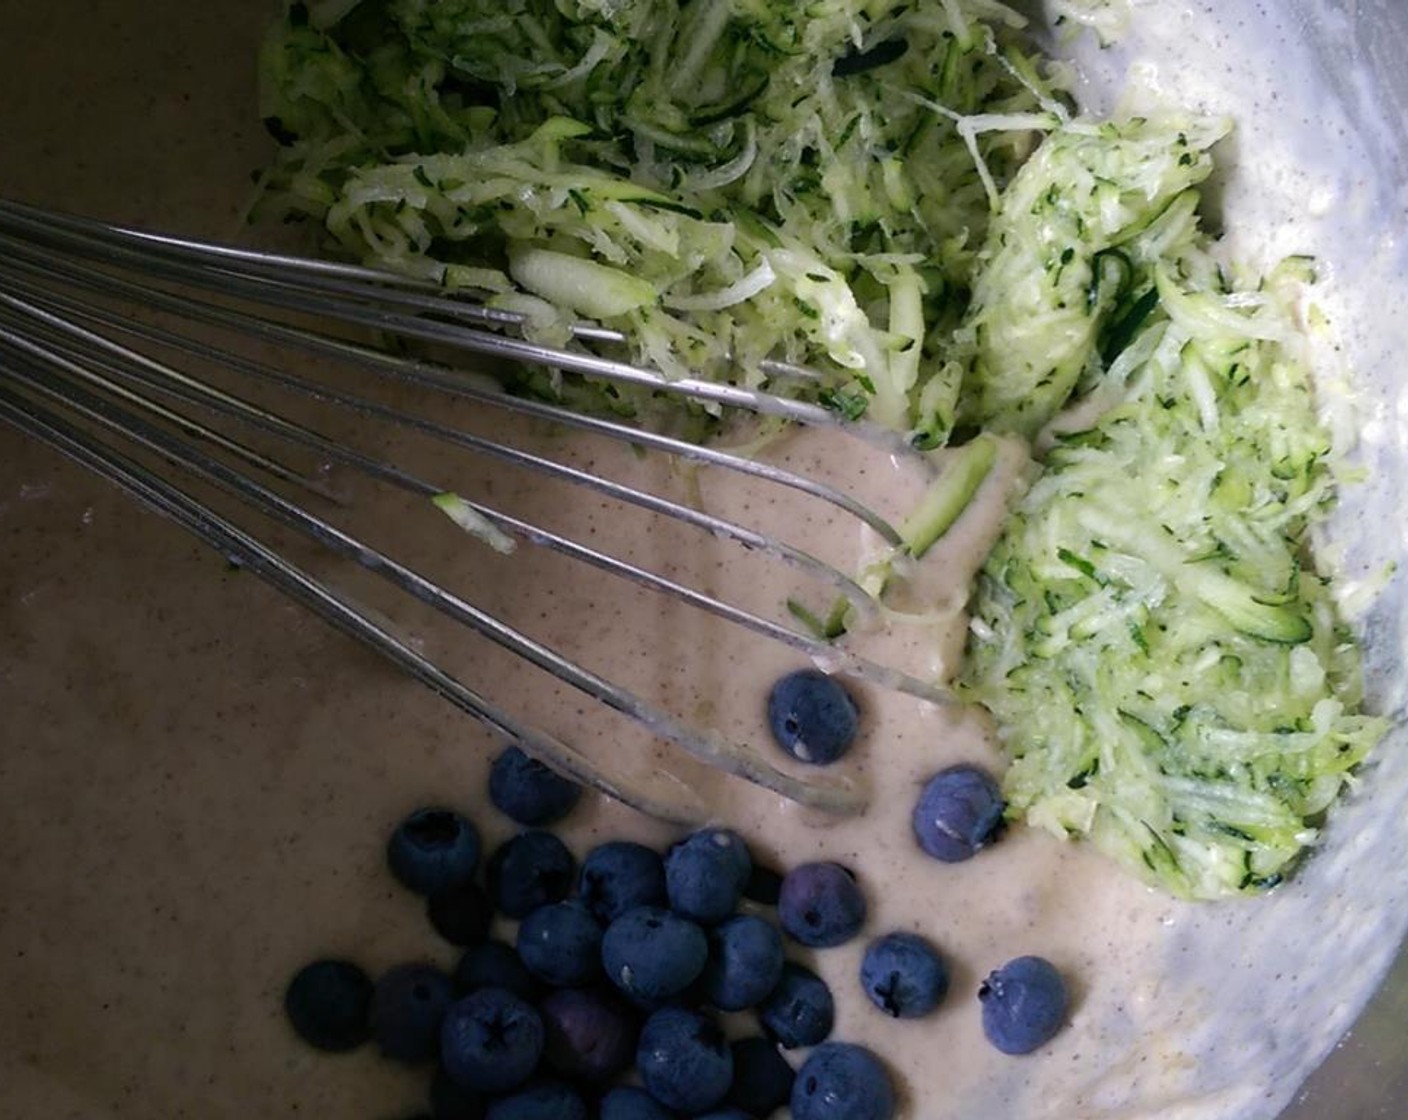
[515,900,603,988]
[486,830,576,919]
[978,955,1069,1055]
[859,931,949,1019]
[777,862,866,948]
[489,745,582,826]
[484,1080,589,1120]
[283,958,372,1052]
[454,940,541,1003]
[758,962,834,1049]
[911,763,1005,862]
[388,808,482,896]
[440,988,544,1094]
[601,905,709,1002]
[766,669,860,764]
[430,1064,486,1120]
[637,1006,734,1115]
[579,841,668,925]
[370,963,456,1064]
[600,1086,679,1120]
[701,914,785,1012]
[664,828,752,925]
[790,1043,896,1120]
[725,1036,795,1117]
[539,986,639,1083]
[697,1111,754,1120]
[429,880,494,947]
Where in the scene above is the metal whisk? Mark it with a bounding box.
[0,199,952,822]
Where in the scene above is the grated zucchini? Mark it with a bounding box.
[957,220,1388,898]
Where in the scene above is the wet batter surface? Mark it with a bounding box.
[3,4,1406,1120]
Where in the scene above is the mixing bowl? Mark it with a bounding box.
[0,2,1404,1117]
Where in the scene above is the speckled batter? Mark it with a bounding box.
[2,4,1405,1120]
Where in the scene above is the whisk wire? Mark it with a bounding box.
[0,199,957,819]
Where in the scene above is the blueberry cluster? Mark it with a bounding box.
[285,684,1075,1118]
[765,673,1071,1058]
[283,744,894,1119]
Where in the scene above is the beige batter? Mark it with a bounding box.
[1,4,1401,1120]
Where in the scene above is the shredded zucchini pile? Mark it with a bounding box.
[259,0,1067,435]
[955,124,1386,898]
[259,0,1386,898]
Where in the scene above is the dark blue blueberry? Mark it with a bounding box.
[388,808,482,896]
[602,905,708,1002]
[454,940,541,1003]
[790,1043,895,1120]
[637,1006,733,1115]
[978,955,1069,1055]
[725,1036,795,1117]
[859,931,949,1019]
[701,914,785,1012]
[579,841,668,925]
[741,862,783,907]
[664,828,752,926]
[539,986,639,1083]
[600,1086,679,1120]
[283,958,372,1052]
[758,962,834,1049]
[484,1079,589,1120]
[777,862,866,948]
[486,830,575,919]
[911,763,1005,862]
[370,963,456,1064]
[515,900,603,988]
[696,1111,753,1120]
[440,988,544,1094]
[430,1064,486,1120]
[766,669,860,765]
[429,880,494,947]
[489,745,582,826]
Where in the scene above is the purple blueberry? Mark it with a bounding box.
[539,987,639,1083]
[701,913,785,1012]
[911,764,1005,862]
[489,745,582,826]
[758,962,834,1049]
[515,900,603,988]
[766,669,860,764]
[725,1036,795,1116]
[664,828,752,925]
[486,830,575,919]
[636,1006,734,1114]
[283,959,372,1052]
[790,1043,895,1120]
[440,987,544,1094]
[979,955,1070,1055]
[370,963,456,1064]
[579,841,668,924]
[859,931,949,1019]
[778,862,866,948]
[454,940,541,1003]
[602,905,708,1002]
[388,808,482,896]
